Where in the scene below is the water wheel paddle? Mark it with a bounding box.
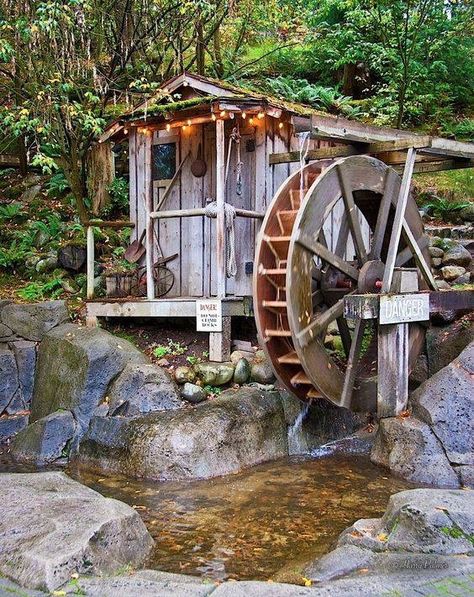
[254,155,431,412]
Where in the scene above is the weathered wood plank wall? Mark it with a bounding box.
[130,117,372,299]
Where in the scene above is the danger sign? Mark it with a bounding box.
[196,300,222,332]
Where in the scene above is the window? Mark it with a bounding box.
[152,142,176,181]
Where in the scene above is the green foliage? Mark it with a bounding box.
[0,203,26,222]
[17,276,64,301]
[152,339,187,358]
[422,197,470,221]
[0,240,33,270]
[203,385,222,396]
[0,168,16,179]
[101,177,129,217]
[46,172,70,197]
[261,76,360,116]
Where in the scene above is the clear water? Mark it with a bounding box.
[66,453,416,582]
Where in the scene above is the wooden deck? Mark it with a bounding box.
[86,296,252,319]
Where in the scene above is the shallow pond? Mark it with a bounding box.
[65,449,416,582]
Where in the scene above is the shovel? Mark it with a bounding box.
[124,229,146,263]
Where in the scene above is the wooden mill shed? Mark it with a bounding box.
[87,72,474,361]
[87,73,328,358]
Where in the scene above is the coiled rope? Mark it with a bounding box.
[204,200,237,278]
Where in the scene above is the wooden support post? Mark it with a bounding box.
[209,316,231,362]
[377,323,409,417]
[86,226,95,300]
[143,133,154,300]
[215,118,226,299]
[377,269,419,418]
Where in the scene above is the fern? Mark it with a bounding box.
[423,197,470,221]
[17,277,64,301]
[262,76,360,117]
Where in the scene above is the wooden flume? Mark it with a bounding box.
[254,155,432,413]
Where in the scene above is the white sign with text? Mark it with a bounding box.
[196,300,222,332]
[379,293,430,325]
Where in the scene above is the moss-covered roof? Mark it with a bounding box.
[120,76,315,123]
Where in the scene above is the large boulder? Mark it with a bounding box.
[426,318,474,376]
[11,411,76,465]
[108,363,182,416]
[441,244,472,268]
[30,324,147,446]
[305,489,474,589]
[371,416,460,487]
[1,300,68,341]
[11,341,36,406]
[372,341,473,488]
[338,488,474,555]
[411,342,473,465]
[0,414,28,442]
[77,388,288,481]
[0,471,153,591]
[0,345,19,413]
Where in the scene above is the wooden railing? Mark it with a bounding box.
[85,220,135,300]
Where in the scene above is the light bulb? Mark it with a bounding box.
[220,110,226,117]
[278,121,284,129]
[258,111,265,119]
[166,123,171,131]
[211,114,217,121]
[242,112,247,119]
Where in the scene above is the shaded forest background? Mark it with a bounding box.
[0,0,473,215]
[0,0,472,303]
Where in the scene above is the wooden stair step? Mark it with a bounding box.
[261,300,287,314]
[277,210,298,235]
[290,371,312,385]
[277,350,300,365]
[265,328,292,338]
[260,267,287,287]
[264,235,291,260]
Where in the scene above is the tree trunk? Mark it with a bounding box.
[60,154,90,224]
[196,19,205,75]
[342,63,356,97]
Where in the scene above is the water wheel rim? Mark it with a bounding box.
[286,156,430,411]
[254,160,331,402]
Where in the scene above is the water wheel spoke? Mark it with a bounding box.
[396,234,429,267]
[370,169,397,260]
[401,222,438,290]
[334,216,350,258]
[296,298,345,348]
[336,164,368,264]
[296,231,359,281]
[340,319,367,408]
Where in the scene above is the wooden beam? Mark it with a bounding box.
[86,298,249,318]
[311,113,417,144]
[404,159,474,174]
[367,136,431,154]
[84,220,135,229]
[269,145,358,164]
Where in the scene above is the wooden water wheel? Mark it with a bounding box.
[254,155,432,412]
